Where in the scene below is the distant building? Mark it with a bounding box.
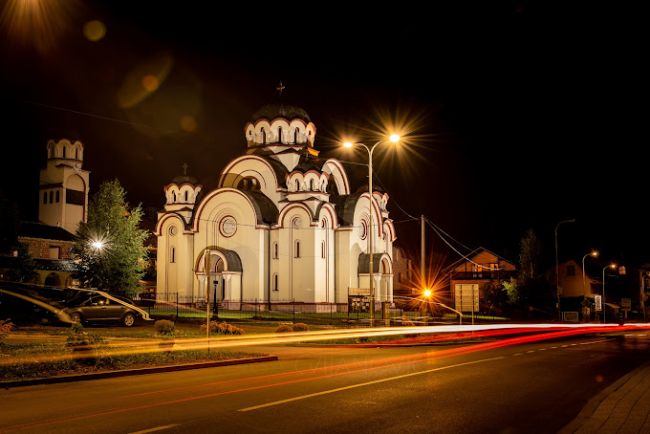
[392,246,415,297]
[0,139,88,288]
[444,247,517,313]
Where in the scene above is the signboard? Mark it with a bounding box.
[454,284,479,313]
[594,295,602,312]
[621,298,631,311]
[348,296,370,313]
[349,288,370,296]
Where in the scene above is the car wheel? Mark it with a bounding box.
[70,312,82,324]
[122,312,136,327]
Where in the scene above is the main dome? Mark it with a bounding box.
[251,104,311,122]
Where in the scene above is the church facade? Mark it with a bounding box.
[155,104,396,308]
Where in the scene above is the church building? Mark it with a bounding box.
[155,104,396,308]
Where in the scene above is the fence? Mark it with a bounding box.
[135,293,461,326]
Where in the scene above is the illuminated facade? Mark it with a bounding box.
[155,104,396,307]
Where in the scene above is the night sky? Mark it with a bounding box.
[0,1,646,269]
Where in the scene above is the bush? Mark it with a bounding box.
[275,324,293,333]
[154,319,175,336]
[65,323,104,365]
[0,319,14,344]
[292,322,309,332]
[200,321,244,335]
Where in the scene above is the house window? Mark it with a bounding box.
[295,240,301,258]
[55,191,60,203]
[273,242,278,259]
[170,247,176,263]
[48,246,60,259]
[273,273,279,291]
[43,191,48,204]
[49,191,54,204]
[566,265,576,276]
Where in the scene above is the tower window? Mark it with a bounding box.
[310,179,315,190]
[170,247,176,263]
[295,179,300,191]
[294,128,298,143]
[172,191,176,202]
[261,128,266,144]
[321,241,325,258]
[273,273,279,291]
[184,191,188,202]
[295,240,301,258]
[273,242,278,259]
[277,126,282,143]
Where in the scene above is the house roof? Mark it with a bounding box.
[443,246,516,273]
[18,222,76,242]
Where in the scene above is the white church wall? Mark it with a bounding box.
[219,156,283,205]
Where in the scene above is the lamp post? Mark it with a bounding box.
[582,250,599,297]
[555,218,576,321]
[602,262,617,323]
[343,134,400,326]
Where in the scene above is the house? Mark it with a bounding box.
[444,247,517,313]
[392,245,415,298]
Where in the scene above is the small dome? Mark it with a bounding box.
[252,104,311,122]
[171,175,198,184]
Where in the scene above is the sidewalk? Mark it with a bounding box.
[561,362,650,434]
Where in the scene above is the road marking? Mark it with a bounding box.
[561,345,569,348]
[551,346,558,349]
[513,353,523,356]
[238,356,505,412]
[128,425,179,434]
[526,350,535,353]
[539,348,546,351]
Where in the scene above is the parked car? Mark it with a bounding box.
[63,292,141,327]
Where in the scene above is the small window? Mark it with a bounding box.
[184,191,188,202]
[273,273,279,291]
[277,126,282,142]
[310,179,315,190]
[566,265,576,276]
[49,191,54,204]
[294,128,299,143]
[55,191,60,203]
[295,179,300,191]
[170,247,176,263]
[273,242,278,259]
[48,246,60,259]
[172,191,176,202]
[321,241,325,258]
[43,191,48,204]
[295,240,301,258]
[261,128,266,144]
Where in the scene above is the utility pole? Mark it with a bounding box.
[204,251,211,349]
[421,215,426,288]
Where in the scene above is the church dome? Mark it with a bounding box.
[171,174,198,184]
[251,104,311,122]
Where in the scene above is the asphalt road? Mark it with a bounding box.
[2,332,649,434]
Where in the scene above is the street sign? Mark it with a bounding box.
[621,298,631,311]
[595,295,602,312]
[348,295,370,313]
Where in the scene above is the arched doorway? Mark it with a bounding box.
[379,257,393,302]
[44,272,61,288]
[195,247,243,307]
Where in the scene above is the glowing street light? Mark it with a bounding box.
[582,250,599,297]
[342,134,401,326]
[602,262,617,323]
[90,239,105,251]
[423,288,433,298]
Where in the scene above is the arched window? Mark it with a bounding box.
[310,179,315,190]
[75,149,79,160]
[294,240,301,258]
[170,247,176,263]
[273,273,279,291]
[172,191,176,202]
[277,126,282,143]
[273,242,278,259]
[295,179,300,191]
[293,128,299,143]
[261,128,266,144]
[321,241,325,258]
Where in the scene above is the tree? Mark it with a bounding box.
[516,228,554,318]
[519,229,542,280]
[74,180,148,296]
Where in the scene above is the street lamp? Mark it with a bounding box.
[555,218,576,320]
[582,250,599,297]
[90,239,105,251]
[602,262,617,323]
[343,134,400,326]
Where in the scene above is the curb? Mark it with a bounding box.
[1,355,278,389]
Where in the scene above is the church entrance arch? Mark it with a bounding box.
[195,247,243,306]
[44,272,61,288]
[379,256,393,302]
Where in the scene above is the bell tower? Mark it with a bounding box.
[39,139,90,234]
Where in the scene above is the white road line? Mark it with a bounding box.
[238,356,505,412]
[513,353,523,356]
[526,350,535,353]
[561,345,569,348]
[128,424,179,434]
[551,346,558,349]
[539,348,546,351]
